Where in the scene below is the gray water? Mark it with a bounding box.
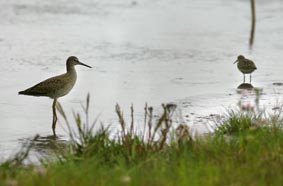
[1,0,283,161]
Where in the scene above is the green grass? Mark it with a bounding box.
[1,95,283,186]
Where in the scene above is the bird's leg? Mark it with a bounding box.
[52,98,57,137]
[243,74,246,83]
[250,74,252,83]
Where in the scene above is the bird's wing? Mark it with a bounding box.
[23,74,68,96]
[245,59,257,69]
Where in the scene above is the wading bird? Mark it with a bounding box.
[19,56,91,137]
[234,55,257,83]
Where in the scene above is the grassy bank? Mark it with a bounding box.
[1,95,283,186]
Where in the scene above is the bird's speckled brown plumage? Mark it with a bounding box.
[236,55,257,74]
[19,56,91,137]
[234,55,257,83]
[19,70,77,98]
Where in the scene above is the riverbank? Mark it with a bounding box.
[1,95,283,185]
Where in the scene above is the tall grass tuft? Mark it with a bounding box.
[3,94,283,185]
[55,94,188,166]
[215,88,283,135]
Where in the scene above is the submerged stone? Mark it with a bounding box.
[237,83,254,90]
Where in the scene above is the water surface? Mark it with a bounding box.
[1,0,283,161]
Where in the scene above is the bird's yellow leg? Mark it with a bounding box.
[52,98,57,137]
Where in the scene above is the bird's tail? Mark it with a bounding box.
[18,90,34,95]
[18,89,46,97]
[18,90,26,95]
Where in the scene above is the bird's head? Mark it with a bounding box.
[234,55,245,64]
[67,56,92,69]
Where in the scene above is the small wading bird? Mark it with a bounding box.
[19,56,91,137]
[234,55,257,83]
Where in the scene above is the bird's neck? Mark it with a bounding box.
[67,65,76,73]
[67,66,77,80]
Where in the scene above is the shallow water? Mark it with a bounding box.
[1,0,283,161]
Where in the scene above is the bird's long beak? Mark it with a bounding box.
[78,61,92,68]
[233,60,238,64]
